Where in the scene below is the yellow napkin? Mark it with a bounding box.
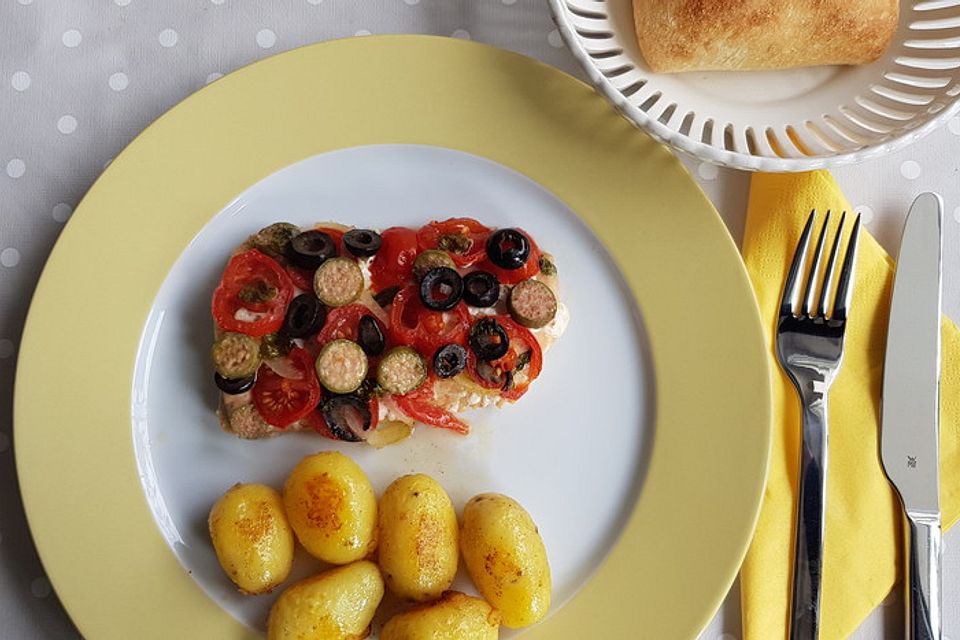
[740,170,960,640]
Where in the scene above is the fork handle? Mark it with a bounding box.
[789,397,828,640]
[905,511,941,640]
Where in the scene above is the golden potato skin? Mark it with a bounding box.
[283,451,377,564]
[380,591,500,640]
[378,474,459,601]
[460,493,551,628]
[208,483,294,595]
[267,561,384,640]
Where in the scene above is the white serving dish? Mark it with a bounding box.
[550,0,960,171]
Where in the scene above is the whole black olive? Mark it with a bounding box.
[343,229,383,258]
[468,318,510,361]
[419,267,463,311]
[287,230,338,269]
[461,271,500,307]
[321,395,371,442]
[357,315,386,356]
[214,372,255,395]
[485,228,531,270]
[282,294,327,338]
[433,344,468,378]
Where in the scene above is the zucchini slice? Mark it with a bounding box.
[508,279,557,329]
[315,339,369,394]
[376,346,428,395]
[211,332,261,379]
[313,257,364,307]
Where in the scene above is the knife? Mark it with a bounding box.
[881,192,943,640]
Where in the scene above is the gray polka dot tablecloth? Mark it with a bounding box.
[1,2,958,639]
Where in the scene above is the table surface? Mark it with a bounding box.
[1,2,957,639]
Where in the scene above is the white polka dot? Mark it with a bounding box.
[109,72,128,91]
[948,117,960,136]
[52,203,72,223]
[0,432,9,453]
[0,339,13,358]
[10,71,30,92]
[62,29,82,48]
[256,29,276,49]
[114,0,131,5]
[698,162,719,180]
[900,160,921,180]
[6,159,25,178]
[1,248,21,268]
[452,29,471,40]
[57,115,77,135]
[205,72,223,84]
[31,577,51,598]
[854,204,874,225]
[158,29,178,48]
[354,29,372,37]
[548,29,564,49]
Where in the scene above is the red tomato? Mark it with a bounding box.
[388,286,471,355]
[369,226,418,292]
[467,316,543,400]
[316,304,387,346]
[395,380,469,434]
[417,217,491,267]
[252,348,321,427]
[286,266,314,292]
[212,249,294,337]
[313,226,345,251]
[478,229,542,285]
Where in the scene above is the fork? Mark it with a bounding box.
[776,210,862,640]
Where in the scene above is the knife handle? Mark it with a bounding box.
[905,512,941,640]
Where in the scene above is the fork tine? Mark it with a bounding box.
[801,210,831,317]
[832,214,862,322]
[780,210,817,317]
[816,211,846,317]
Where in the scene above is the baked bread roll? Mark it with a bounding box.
[634,0,899,73]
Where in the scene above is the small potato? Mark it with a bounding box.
[208,483,294,595]
[378,474,459,601]
[283,451,377,564]
[267,560,384,640]
[460,493,551,628]
[380,591,500,640]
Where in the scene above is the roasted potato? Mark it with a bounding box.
[283,451,377,564]
[377,474,459,601]
[208,483,294,595]
[380,591,500,640]
[267,560,384,640]
[460,493,551,628]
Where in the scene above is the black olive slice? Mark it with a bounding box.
[214,372,255,395]
[287,230,338,269]
[343,229,383,257]
[357,315,386,356]
[462,271,500,307]
[373,285,402,308]
[419,267,463,311]
[282,294,327,338]
[321,395,371,442]
[433,344,468,378]
[486,228,531,270]
[468,318,510,361]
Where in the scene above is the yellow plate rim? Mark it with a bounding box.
[14,35,770,639]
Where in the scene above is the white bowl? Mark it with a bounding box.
[550,0,960,171]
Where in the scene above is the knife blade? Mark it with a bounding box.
[880,191,943,640]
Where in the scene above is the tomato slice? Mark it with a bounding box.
[212,249,294,336]
[252,348,321,427]
[478,228,542,285]
[394,379,469,434]
[316,304,387,346]
[467,316,543,400]
[417,217,491,267]
[388,286,471,355]
[369,226,418,292]
[286,266,314,292]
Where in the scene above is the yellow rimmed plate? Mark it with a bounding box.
[15,36,770,639]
